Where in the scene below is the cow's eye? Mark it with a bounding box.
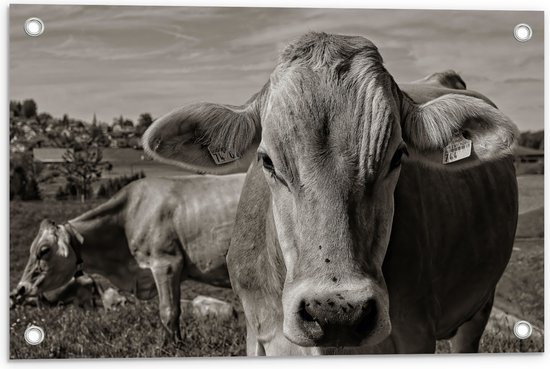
[258,152,275,173]
[390,145,408,171]
[38,246,50,258]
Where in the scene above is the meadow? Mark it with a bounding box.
[9,175,544,358]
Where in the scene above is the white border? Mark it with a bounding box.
[1,0,548,368]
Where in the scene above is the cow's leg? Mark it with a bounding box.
[151,259,184,345]
[450,290,495,353]
[245,320,265,356]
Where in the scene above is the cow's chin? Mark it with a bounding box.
[281,282,392,348]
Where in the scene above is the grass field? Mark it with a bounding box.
[9,175,544,358]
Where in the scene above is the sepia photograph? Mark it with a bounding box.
[9,4,543,358]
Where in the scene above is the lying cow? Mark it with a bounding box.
[143,33,518,355]
[181,295,237,321]
[12,174,245,343]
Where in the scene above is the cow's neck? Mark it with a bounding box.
[67,195,127,275]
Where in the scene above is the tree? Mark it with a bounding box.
[10,167,27,200]
[96,183,108,199]
[90,123,110,147]
[59,143,110,202]
[22,99,37,119]
[37,112,53,128]
[10,101,22,117]
[122,119,134,129]
[22,177,41,201]
[136,113,153,136]
[55,186,67,201]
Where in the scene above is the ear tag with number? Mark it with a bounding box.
[442,136,472,164]
[207,145,240,165]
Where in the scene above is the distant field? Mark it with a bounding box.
[103,162,191,179]
[9,175,544,357]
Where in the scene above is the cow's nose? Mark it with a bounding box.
[297,291,378,345]
[11,284,27,304]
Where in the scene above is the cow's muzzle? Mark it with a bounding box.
[283,285,390,347]
[10,282,36,307]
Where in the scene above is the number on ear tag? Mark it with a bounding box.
[442,137,472,164]
[207,146,240,165]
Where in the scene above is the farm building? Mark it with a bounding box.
[33,148,72,163]
[513,146,544,174]
[514,146,544,163]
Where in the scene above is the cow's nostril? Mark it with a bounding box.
[18,285,26,294]
[298,300,316,322]
[357,299,378,333]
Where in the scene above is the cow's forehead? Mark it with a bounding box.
[31,220,57,250]
[278,32,381,69]
[263,61,400,182]
[32,224,57,251]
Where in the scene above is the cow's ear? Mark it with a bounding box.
[401,93,518,166]
[64,222,84,244]
[143,88,266,174]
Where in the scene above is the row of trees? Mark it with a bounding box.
[55,171,146,201]
[518,130,544,150]
[10,99,37,119]
[96,172,146,199]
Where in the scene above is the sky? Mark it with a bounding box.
[10,5,543,130]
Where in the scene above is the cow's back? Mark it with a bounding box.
[384,157,518,339]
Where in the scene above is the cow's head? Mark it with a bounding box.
[11,219,84,305]
[143,33,517,347]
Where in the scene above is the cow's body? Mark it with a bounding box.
[71,175,243,292]
[13,174,245,343]
[226,157,516,354]
[143,33,518,354]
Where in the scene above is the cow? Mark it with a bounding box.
[143,33,519,355]
[11,174,245,344]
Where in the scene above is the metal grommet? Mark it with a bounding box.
[24,325,45,345]
[514,23,532,42]
[513,320,532,339]
[24,17,45,37]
